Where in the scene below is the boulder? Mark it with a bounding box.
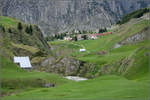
[43,83,55,88]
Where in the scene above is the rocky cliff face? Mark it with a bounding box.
[0,0,149,36]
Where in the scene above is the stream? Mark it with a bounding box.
[65,76,88,82]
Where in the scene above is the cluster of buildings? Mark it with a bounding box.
[64,32,112,41]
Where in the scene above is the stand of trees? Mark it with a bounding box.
[0,25,5,32]
[8,28,12,33]
[17,22,23,43]
[82,35,88,40]
[25,25,33,35]
[18,22,23,31]
[46,33,67,41]
[99,28,107,33]
[73,36,78,41]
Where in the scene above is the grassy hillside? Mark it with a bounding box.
[0,16,50,58]
[3,75,149,99]
[1,56,71,96]
[50,18,149,79]
[1,11,150,99]
[0,16,51,68]
[0,16,19,28]
[0,16,54,96]
[5,16,146,99]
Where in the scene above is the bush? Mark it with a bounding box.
[29,25,33,34]
[25,25,33,35]
[74,36,78,41]
[2,26,5,32]
[99,28,107,33]
[17,22,23,31]
[8,28,12,33]
[82,35,88,40]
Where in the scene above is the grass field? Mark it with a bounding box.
[1,56,72,97]
[3,75,149,99]
[11,42,40,54]
[1,16,149,99]
[0,16,19,28]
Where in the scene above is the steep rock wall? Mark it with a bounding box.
[0,0,149,35]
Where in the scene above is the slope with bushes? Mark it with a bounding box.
[0,16,50,59]
[0,16,59,96]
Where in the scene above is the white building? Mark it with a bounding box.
[87,34,98,40]
[90,35,98,40]
[79,49,86,52]
[77,35,83,40]
[64,37,72,41]
[75,29,79,34]
[14,56,32,69]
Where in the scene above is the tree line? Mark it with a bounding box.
[117,8,150,25]
[1,22,33,35]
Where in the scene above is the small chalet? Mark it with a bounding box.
[64,37,72,41]
[77,35,84,40]
[75,29,79,34]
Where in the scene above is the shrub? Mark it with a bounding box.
[25,25,33,35]
[2,26,5,32]
[82,35,88,40]
[25,26,30,33]
[29,25,33,34]
[17,22,23,31]
[8,28,12,33]
[99,28,107,33]
[74,36,78,41]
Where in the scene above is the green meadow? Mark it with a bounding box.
[0,16,19,28]
[1,14,150,99]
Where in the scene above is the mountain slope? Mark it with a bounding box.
[0,16,50,59]
[1,7,150,100]
[47,16,149,79]
[0,16,71,97]
[0,0,149,35]
[1,56,71,97]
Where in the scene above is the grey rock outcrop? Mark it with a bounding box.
[0,0,149,36]
[40,57,81,75]
[121,27,149,44]
[43,83,55,88]
[36,56,97,78]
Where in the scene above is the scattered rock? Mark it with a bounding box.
[113,43,121,49]
[97,50,108,55]
[43,83,55,88]
[144,52,149,56]
[121,27,148,44]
